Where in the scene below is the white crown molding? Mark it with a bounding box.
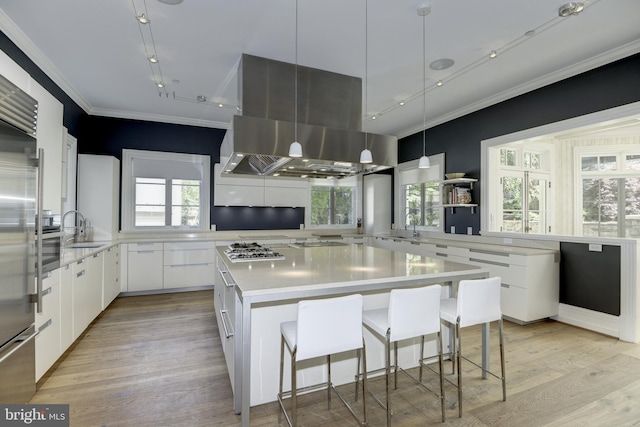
[397,39,640,139]
[0,9,92,113]
[89,107,231,129]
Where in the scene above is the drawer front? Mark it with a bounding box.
[467,248,527,266]
[35,271,61,328]
[500,282,528,321]
[164,248,216,265]
[35,315,61,380]
[128,242,163,251]
[164,263,216,288]
[463,258,527,288]
[164,241,215,251]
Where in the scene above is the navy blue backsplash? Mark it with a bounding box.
[212,206,304,231]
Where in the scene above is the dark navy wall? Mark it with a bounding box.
[0,32,85,136]
[399,53,640,234]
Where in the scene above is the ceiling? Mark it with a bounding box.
[0,0,639,139]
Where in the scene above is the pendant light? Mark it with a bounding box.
[418,4,431,169]
[289,0,303,158]
[360,0,373,164]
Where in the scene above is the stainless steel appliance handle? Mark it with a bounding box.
[35,148,44,314]
[0,328,38,365]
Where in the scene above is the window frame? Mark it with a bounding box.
[308,177,357,228]
[121,149,211,232]
[395,153,444,233]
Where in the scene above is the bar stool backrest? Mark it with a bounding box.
[388,285,442,342]
[456,277,502,327]
[295,294,363,361]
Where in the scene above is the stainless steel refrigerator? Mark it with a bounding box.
[0,74,42,403]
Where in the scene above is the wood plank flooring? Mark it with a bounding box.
[30,290,640,426]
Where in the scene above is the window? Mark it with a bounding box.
[489,146,552,234]
[122,149,210,231]
[310,181,356,226]
[577,147,640,238]
[396,154,443,232]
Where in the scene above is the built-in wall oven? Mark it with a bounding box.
[37,229,61,274]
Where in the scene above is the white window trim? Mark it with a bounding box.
[394,153,444,232]
[307,175,358,229]
[121,149,211,232]
[573,145,640,235]
[481,101,640,237]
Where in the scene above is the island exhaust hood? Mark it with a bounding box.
[220,54,397,179]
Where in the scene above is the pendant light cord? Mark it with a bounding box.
[422,12,426,157]
[364,0,368,151]
[294,0,298,142]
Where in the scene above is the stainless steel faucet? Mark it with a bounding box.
[62,210,86,245]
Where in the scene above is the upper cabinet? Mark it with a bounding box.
[0,50,29,92]
[29,80,64,215]
[214,163,308,207]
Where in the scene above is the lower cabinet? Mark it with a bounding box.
[163,242,216,289]
[35,245,120,380]
[35,270,61,381]
[126,241,216,292]
[103,245,120,308]
[214,253,236,392]
[127,243,163,291]
[72,252,103,340]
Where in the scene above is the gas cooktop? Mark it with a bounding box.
[224,242,285,263]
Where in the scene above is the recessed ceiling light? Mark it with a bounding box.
[218,103,224,108]
[371,115,377,120]
[429,58,454,70]
[197,95,207,102]
[148,55,159,63]
[157,0,184,4]
[156,82,165,88]
[436,80,443,87]
[525,30,536,37]
[136,14,150,24]
[399,100,405,106]
[489,50,497,59]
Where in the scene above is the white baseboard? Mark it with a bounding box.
[552,304,619,338]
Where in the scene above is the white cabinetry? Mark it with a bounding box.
[127,243,164,291]
[214,252,236,391]
[163,242,216,289]
[59,264,73,352]
[35,269,61,381]
[30,80,64,215]
[72,252,103,339]
[0,50,30,91]
[214,163,308,207]
[103,245,120,308]
[78,155,120,241]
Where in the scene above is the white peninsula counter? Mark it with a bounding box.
[214,243,489,426]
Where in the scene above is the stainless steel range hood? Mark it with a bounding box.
[220,54,397,179]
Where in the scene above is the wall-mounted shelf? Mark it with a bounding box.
[440,176,478,214]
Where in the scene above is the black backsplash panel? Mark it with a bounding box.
[559,242,621,316]
[212,206,304,231]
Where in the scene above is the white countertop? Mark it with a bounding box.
[218,244,487,300]
[61,242,117,266]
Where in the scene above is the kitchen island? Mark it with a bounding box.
[214,243,489,426]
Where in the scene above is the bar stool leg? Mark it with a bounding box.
[278,336,285,424]
[419,335,425,382]
[385,331,392,427]
[437,330,446,422]
[456,322,462,418]
[292,353,298,426]
[499,319,506,401]
[361,339,368,426]
[393,341,399,390]
[355,348,361,401]
[327,354,332,409]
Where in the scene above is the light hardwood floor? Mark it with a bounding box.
[31,290,640,426]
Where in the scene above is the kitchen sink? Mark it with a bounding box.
[66,242,108,249]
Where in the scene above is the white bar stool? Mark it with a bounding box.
[359,285,445,426]
[277,294,367,427]
[440,276,506,417]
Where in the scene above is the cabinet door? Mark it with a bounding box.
[35,270,61,381]
[72,253,103,339]
[103,245,120,308]
[127,250,163,291]
[59,264,74,352]
[30,80,64,215]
